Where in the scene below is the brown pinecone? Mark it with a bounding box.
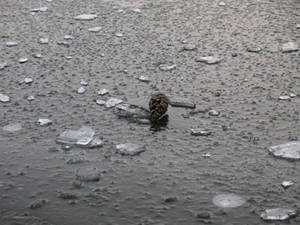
[149,92,170,120]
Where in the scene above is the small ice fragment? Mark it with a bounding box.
[0,62,8,70]
[33,53,42,58]
[38,118,52,126]
[261,208,297,221]
[76,168,100,182]
[74,14,97,20]
[77,86,86,94]
[88,137,104,148]
[281,42,298,53]
[133,8,141,13]
[27,96,35,101]
[115,33,123,37]
[64,35,74,40]
[105,98,123,108]
[3,123,22,132]
[191,129,211,136]
[159,64,176,71]
[202,153,211,157]
[19,57,28,63]
[39,38,49,44]
[80,79,88,86]
[138,75,151,82]
[96,99,106,105]
[281,181,294,189]
[116,143,146,156]
[219,2,226,6]
[24,77,33,84]
[209,109,220,116]
[66,56,72,59]
[289,93,296,98]
[196,56,221,64]
[0,93,10,102]
[88,26,101,32]
[212,193,246,208]
[31,6,48,12]
[279,95,290,100]
[98,89,109,95]
[183,44,197,51]
[269,142,300,160]
[6,41,18,47]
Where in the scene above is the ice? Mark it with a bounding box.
[261,208,297,221]
[76,168,101,182]
[88,137,104,148]
[281,42,298,53]
[88,26,102,32]
[98,88,109,95]
[77,86,86,94]
[24,77,33,84]
[281,181,294,189]
[209,109,220,116]
[0,93,10,102]
[219,2,226,6]
[3,123,22,132]
[196,56,221,64]
[56,126,95,146]
[31,7,48,12]
[138,75,151,82]
[212,193,246,208]
[159,64,176,71]
[80,79,88,86]
[279,95,290,100]
[27,95,35,101]
[64,35,75,40]
[38,118,52,126]
[191,128,211,136]
[269,142,300,160]
[19,57,28,63]
[183,44,197,51]
[105,98,123,108]
[133,8,141,13]
[116,143,146,156]
[74,14,97,20]
[39,38,49,44]
[0,62,8,70]
[96,99,106,105]
[113,103,150,120]
[169,98,196,109]
[6,41,18,47]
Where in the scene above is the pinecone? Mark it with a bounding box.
[149,92,170,120]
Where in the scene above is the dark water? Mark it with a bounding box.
[0,0,300,224]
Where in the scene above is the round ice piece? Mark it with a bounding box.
[212,193,246,208]
[3,123,22,132]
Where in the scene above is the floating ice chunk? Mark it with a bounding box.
[19,57,28,63]
[31,6,48,12]
[169,98,196,109]
[88,26,101,32]
[24,77,33,84]
[279,95,290,100]
[74,14,97,20]
[38,118,52,126]
[209,109,220,116]
[105,98,123,108]
[191,128,211,136]
[289,93,296,98]
[196,56,221,64]
[80,79,88,86]
[39,38,49,44]
[113,103,150,120]
[261,208,297,221]
[281,42,298,53]
[183,44,197,51]
[116,143,146,156]
[269,142,300,160]
[33,53,42,58]
[64,35,74,40]
[219,2,226,6]
[115,33,123,37]
[96,99,106,105]
[27,95,35,101]
[98,89,109,95]
[0,93,10,102]
[6,41,18,47]
[77,86,85,94]
[3,123,22,132]
[138,75,151,82]
[66,56,72,60]
[212,193,246,208]
[56,126,95,146]
[88,137,103,148]
[159,64,176,71]
[281,181,294,189]
[76,168,100,182]
[133,8,141,13]
[0,62,8,70]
